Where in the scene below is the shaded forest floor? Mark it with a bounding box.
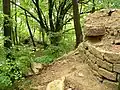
[21,50,117,90]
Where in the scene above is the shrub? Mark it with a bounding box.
[34,55,54,64]
[0,46,33,90]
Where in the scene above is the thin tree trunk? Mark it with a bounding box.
[12,30,15,45]
[25,11,36,47]
[15,0,18,45]
[11,0,15,45]
[41,28,46,48]
[72,0,83,48]
[3,0,12,48]
[91,0,95,13]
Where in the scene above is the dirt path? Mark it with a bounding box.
[22,52,117,90]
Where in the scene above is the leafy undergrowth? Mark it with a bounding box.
[0,30,75,89]
[0,46,33,90]
[34,39,75,64]
[0,39,75,89]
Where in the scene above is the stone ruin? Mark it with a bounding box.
[78,9,120,84]
[31,9,120,90]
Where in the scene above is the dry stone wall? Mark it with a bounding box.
[78,42,120,84]
[78,9,120,84]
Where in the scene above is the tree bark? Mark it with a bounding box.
[15,0,18,45]
[25,11,36,47]
[3,0,12,48]
[11,0,15,45]
[72,0,83,48]
[91,0,95,13]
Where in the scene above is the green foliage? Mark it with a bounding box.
[11,46,33,73]
[0,46,33,89]
[34,45,62,64]
[0,60,23,90]
[82,0,120,15]
[34,55,54,64]
[108,0,120,8]
[0,14,3,28]
[44,45,62,57]
[34,30,75,64]
[0,9,3,30]
[0,74,12,90]
[95,0,120,9]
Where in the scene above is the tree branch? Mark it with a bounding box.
[32,0,47,32]
[48,0,55,31]
[10,1,40,23]
[78,0,90,4]
[62,28,74,34]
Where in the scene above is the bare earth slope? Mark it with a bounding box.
[23,50,117,90]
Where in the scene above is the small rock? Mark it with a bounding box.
[32,62,43,74]
[32,68,39,74]
[33,62,43,69]
[27,70,34,76]
[78,73,84,77]
[84,24,105,36]
[114,40,120,45]
[67,88,72,90]
[46,77,65,90]
[71,66,77,72]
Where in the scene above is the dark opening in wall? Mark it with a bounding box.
[85,36,103,43]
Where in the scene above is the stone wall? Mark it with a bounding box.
[77,42,120,85]
[78,9,120,84]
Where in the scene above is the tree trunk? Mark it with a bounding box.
[72,0,83,48]
[11,0,15,45]
[14,0,18,45]
[3,0,12,48]
[91,0,95,13]
[25,11,36,47]
[50,35,61,46]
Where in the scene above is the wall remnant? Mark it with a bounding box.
[79,9,120,84]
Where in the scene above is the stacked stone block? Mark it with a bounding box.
[81,9,120,85]
[78,42,120,84]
